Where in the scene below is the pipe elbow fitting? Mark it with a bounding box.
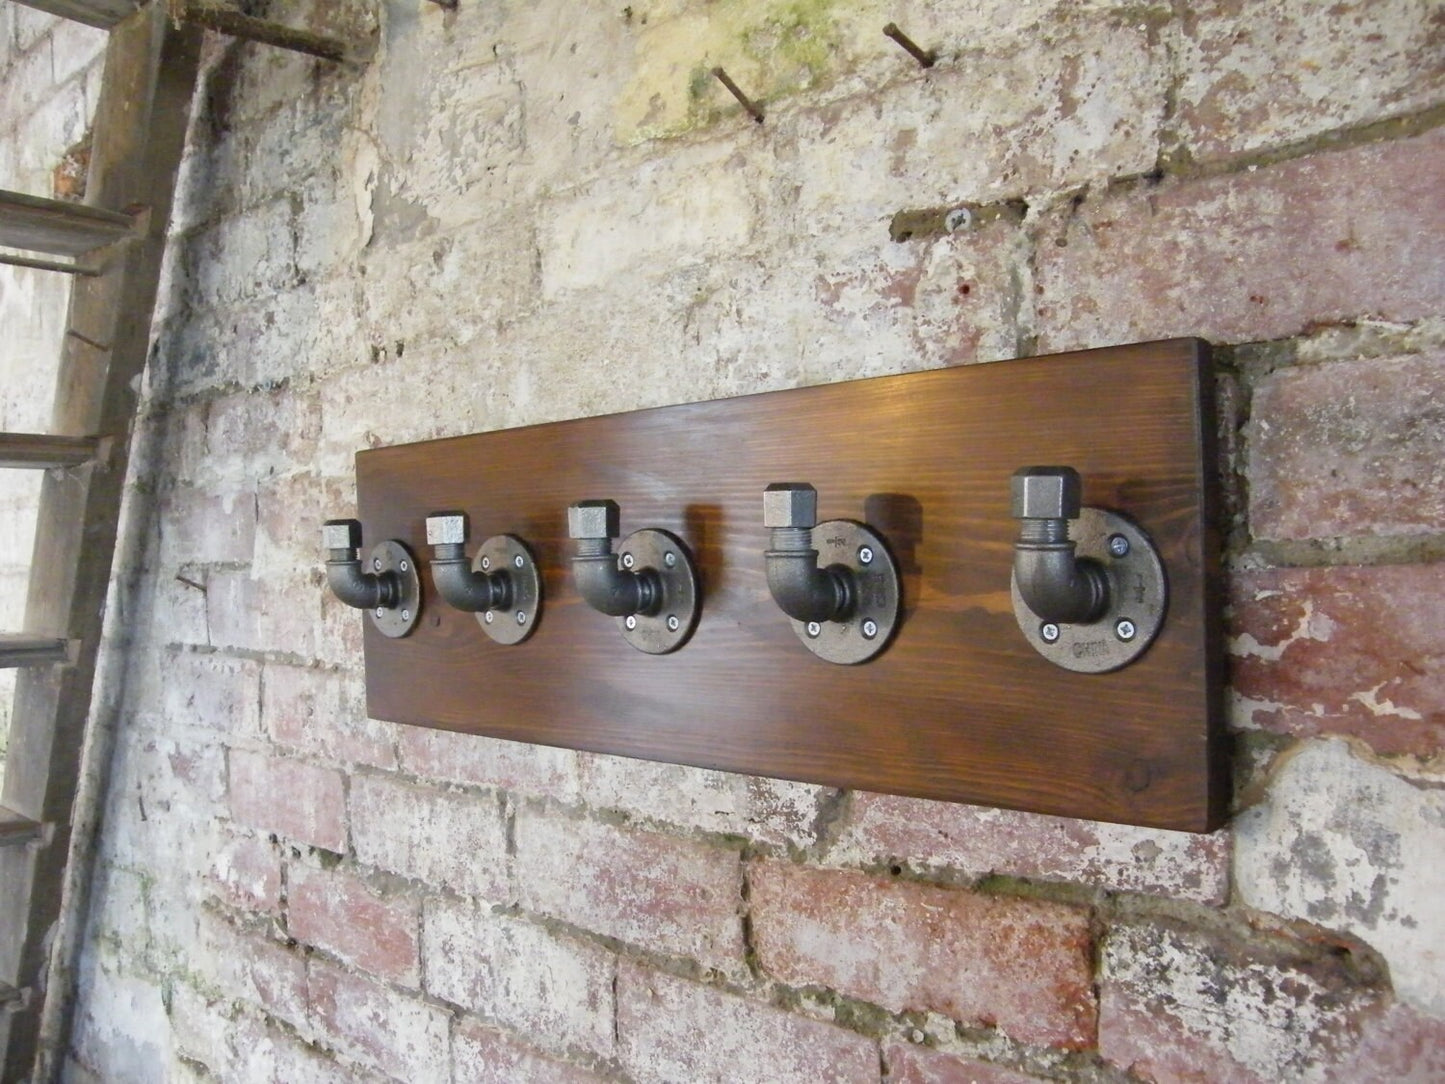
[764,548,852,624]
[572,552,656,617]
[430,544,510,613]
[326,556,397,610]
[1012,543,1109,625]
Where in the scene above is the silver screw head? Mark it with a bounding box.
[805,621,822,638]
[516,611,527,625]
[375,607,385,619]
[399,559,409,572]
[621,552,635,569]
[1108,534,1131,558]
[624,614,638,630]
[1040,621,1061,644]
[664,551,677,568]
[666,614,680,632]
[401,608,411,621]
[480,555,491,570]
[372,557,382,571]
[1115,618,1137,642]
[514,554,525,568]
[858,545,874,565]
[945,207,973,233]
[861,619,879,639]
[484,610,495,624]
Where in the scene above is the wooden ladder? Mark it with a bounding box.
[0,4,361,1080]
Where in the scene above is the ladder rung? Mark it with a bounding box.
[0,807,44,848]
[4,1,140,30]
[0,189,137,258]
[0,433,100,470]
[0,637,75,669]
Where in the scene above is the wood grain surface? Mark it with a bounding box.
[357,338,1226,831]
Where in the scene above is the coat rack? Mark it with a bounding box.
[331,339,1226,832]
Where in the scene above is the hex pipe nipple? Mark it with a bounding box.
[425,512,511,613]
[323,518,398,609]
[1010,467,1109,624]
[763,483,853,623]
[567,500,658,617]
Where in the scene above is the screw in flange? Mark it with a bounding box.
[401,609,411,621]
[664,551,677,568]
[484,611,494,624]
[861,619,879,639]
[666,615,680,632]
[1108,534,1131,558]
[1040,621,1061,644]
[1115,618,1137,642]
[480,555,491,571]
[621,552,635,570]
[399,560,409,572]
[805,621,822,638]
[516,611,527,625]
[375,607,384,619]
[372,557,382,571]
[514,554,525,568]
[624,615,638,630]
[858,545,874,565]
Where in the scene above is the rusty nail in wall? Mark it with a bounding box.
[712,67,765,124]
[883,23,936,68]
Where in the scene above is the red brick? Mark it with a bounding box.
[399,726,579,803]
[287,865,420,985]
[831,792,1229,904]
[262,662,397,769]
[452,1018,609,1084]
[1231,564,1445,757]
[1324,1000,1445,1083]
[217,1013,379,1084]
[198,912,308,1027]
[203,382,320,479]
[514,809,745,975]
[1099,921,1382,1083]
[206,569,318,658]
[253,471,348,572]
[1248,353,1445,541]
[228,749,346,851]
[617,961,878,1084]
[1034,129,1445,351]
[885,1042,1044,1084]
[1173,0,1442,162]
[423,898,616,1058]
[751,862,1096,1049]
[207,830,281,914]
[349,774,508,899]
[307,959,450,1081]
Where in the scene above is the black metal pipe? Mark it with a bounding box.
[326,551,398,610]
[1012,530,1109,625]
[572,541,658,617]
[430,543,510,613]
[765,528,853,623]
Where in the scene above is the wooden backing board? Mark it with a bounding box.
[357,338,1227,832]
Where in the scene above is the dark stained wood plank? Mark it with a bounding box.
[0,434,98,470]
[357,339,1226,834]
[0,6,203,1081]
[0,189,135,258]
[6,0,138,29]
[169,0,361,63]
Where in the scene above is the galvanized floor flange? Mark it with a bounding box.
[1011,508,1166,673]
[474,534,541,645]
[616,529,698,654]
[790,520,900,665]
[369,540,421,638]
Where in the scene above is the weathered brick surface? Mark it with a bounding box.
[197,912,308,1029]
[617,961,878,1084]
[158,486,257,566]
[307,959,451,1081]
[1248,352,1445,540]
[452,1018,611,1084]
[1172,0,1444,162]
[399,726,580,803]
[206,830,281,915]
[262,662,397,770]
[227,749,346,852]
[423,897,617,1058]
[1231,565,1445,757]
[1234,740,1445,1017]
[1098,919,1384,1083]
[287,865,420,985]
[205,569,318,659]
[515,809,746,974]
[159,651,261,738]
[349,774,509,899]
[829,792,1230,904]
[884,1042,1044,1084]
[1035,128,1445,351]
[751,862,1096,1049]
